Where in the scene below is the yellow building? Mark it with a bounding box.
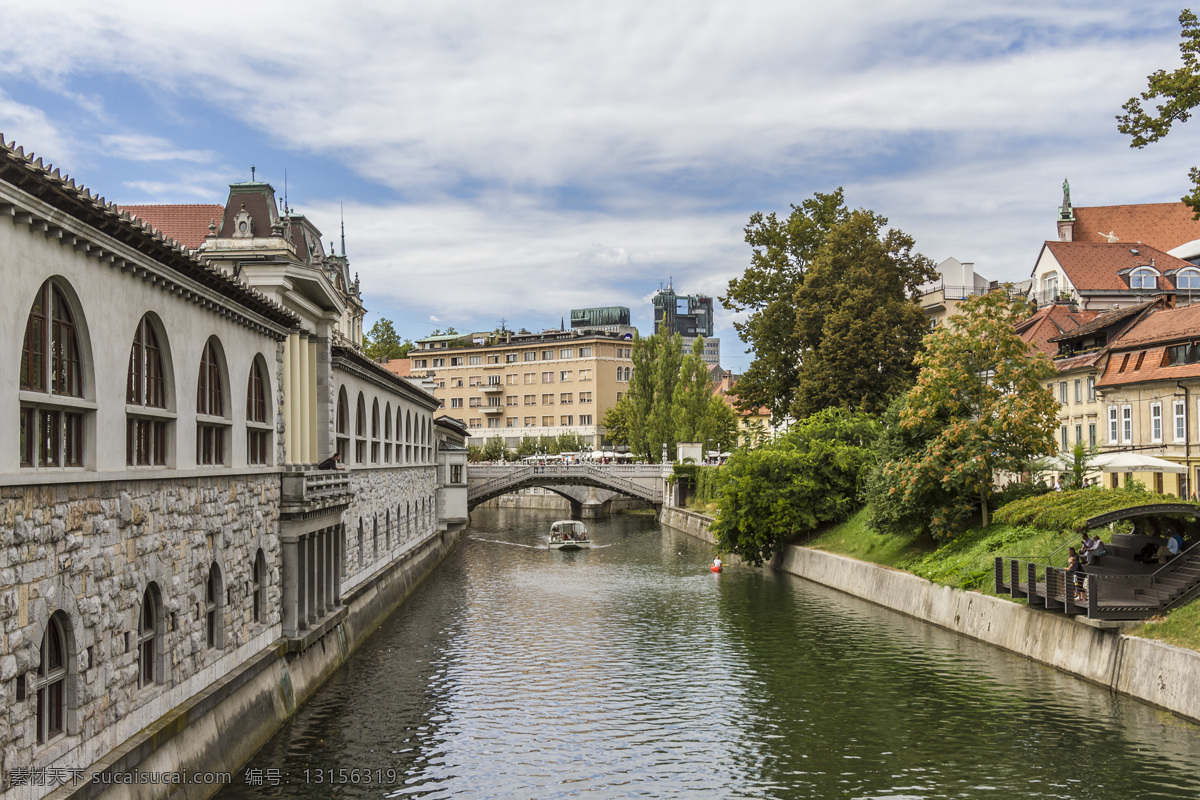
[410,329,634,448]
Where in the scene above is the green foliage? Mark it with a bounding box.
[711,409,878,565]
[672,338,711,444]
[602,396,631,448]
[362,318,413,361]
[879,290,1059,538]
[1118,10,1200,215]
[479,435,510,462]
[1060,441,1100,491]
[721,190,850,422]
[700,395,738,454]
[791,208,936,418]
[993,487,1187,533]
[866,393,953,540]
[694,465,729,505]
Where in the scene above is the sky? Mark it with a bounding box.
[0,1,1196,371]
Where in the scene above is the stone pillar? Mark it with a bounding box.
[282,538,299,637]
[315,528,326,616]
[306,339,319,463]
[295,537,307,630]
[333,525,343,604]
[306,535,317,625]
[282,335,294,465]
[298,335,312,466]
[286,335,301,464]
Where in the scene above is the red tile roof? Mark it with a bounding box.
[1071,203,1200,252]
[1016,303,1095,358]
[1095,304,1200,388]
[380,359,412,378]
[119,204,223,250]
[1042,241,1193,292]
[1104,303,1200,348]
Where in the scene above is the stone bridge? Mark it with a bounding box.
[467,464,669,517]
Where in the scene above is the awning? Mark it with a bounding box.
[1093,452,1187,473]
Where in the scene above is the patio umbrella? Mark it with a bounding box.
[1092,452,1186,473]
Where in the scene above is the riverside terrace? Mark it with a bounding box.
[995,504,1200,621]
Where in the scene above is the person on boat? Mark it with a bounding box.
[712,556,722,571]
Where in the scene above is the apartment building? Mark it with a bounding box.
[410,329,635,448]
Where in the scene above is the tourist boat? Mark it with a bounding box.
[548,520,591,550]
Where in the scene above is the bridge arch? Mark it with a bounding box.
[466,464,664,513]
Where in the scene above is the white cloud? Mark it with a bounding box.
[0,90,72,165]
[100,133,215,164]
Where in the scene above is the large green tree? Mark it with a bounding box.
[722,190,850,422]
[792,209,935,417]
[699,395,739,455]
[711,409,878,565]
[624,327,684,461]
[672,338,712,444]
[1118,9,1200,213]
[363,318,413,361]
[880,291,1058,537]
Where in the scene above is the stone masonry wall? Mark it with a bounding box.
[342,466,439,594]
[0,474,282,789]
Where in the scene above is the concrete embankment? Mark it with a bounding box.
[49,530,459,800]
[658,507,1200,726]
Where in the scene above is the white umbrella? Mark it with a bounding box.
[1092,452,1187,473]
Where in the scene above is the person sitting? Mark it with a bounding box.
[712,556,722,571]
[1082,534,1106,565]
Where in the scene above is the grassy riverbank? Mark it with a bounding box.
[803,507,1200,651]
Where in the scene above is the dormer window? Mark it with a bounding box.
[1178,268,1200,289]
[1130,268,1158,289]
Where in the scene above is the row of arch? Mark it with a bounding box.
[19,277,274,470]
[30,550,268,748]
[355,499,436,567]
[336,386,433,466]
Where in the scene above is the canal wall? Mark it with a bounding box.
[658,508,1200,727]
[44,529,459,800]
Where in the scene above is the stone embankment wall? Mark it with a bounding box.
[659,508,1200,726]
[479,489,650,513]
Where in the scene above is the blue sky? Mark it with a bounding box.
[0,1,1195,370]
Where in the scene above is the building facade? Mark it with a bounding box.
[0,139,465,798]
[410,330,634,449]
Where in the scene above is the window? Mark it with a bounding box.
[20,279,86,468]
[524,395,537,405]
[560,348,574,359]
[617,367,625,382]
[196,339,227,466]
[1058,381,1067,404]
[1075,424,1082,446]
[506,352,519,363]
[469,376,482,387]
[468,355,482,365]
[560,393,573,404]
[560,371,573,382]
[205,564,223,649]
[542,394,555,405]
[1086,376,1095,402]
[336,389,349,461]
[541,372,554,383]
[1178,268,1200,289]
[138,586,161,687]
[523,351,537,362]
[127,316,169,467]
[1152,402,1163,442]
[1166,343,1200,366]
[413,359,427,368]
[384,402,393,463]
[1061,426,1068,451]
[580,414,593,425]
[579,347,592,357]
[579,392,593,403]
[487,418,501,428]
[370,400,381,463]
[469,397,482,407]
[506,374,519,385]
[1074,380,1082,404]
[578,369,592,381]
[524,416,536,427]
[252,549,266,624]
[487,375,502,386]
[469,419,481,428]
[452,377,464,388]
[36,613,68,744]
[247,360,270,466]
[506,396,519,406]
[506,417,517,427]
[1176,400,1187,442]
[449,356,463,366]
[355,394,367,463]
[1108,406,1119,443]
[1041,272,1059,297]
[542,416,555,426]
[432,357,445,368]
[1122,405,1133,443]
[524,373,536,384]
[561,415,574,426]
[451,464,463,483]
[1088,423,1096,449]
[486,355,501,364]
[450,398,463,408]
[541,350,553,360]
[1130,268,1158,289]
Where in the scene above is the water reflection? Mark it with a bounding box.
[218,508,1200,799]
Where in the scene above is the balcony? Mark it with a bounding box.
[480,383,504,394]
[281,469,354,514]
[482,405,504,415]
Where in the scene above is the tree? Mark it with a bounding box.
[672,338,712,444]
[1118,9,1200,214]
[363,318,413,361]
[624,327,683,461]
[791,209,936,417]
[881,291,1058,538]
[711,409,878,565]
[722,190,850,422]
[602,396,631,448]
[480,435,509,462]
[699,395,738,455]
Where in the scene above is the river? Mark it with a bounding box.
[217,507,1200,799]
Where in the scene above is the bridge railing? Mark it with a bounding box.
[465,463,663,504]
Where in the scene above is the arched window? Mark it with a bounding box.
[357,518,365,566]
[1178,268,1200,289]
[1131,268,1158,289]
[385,510,391,550]
[355,393,367,463]
[406,411,413,463]
[371,399,381,463]
[205,564,223,649]
[127,315,169,466]
[196,338,228,466]
[384,402,393,463]
[252,549,266,624]
[36,613,68,744]
[395,407,403,462]
[246,359,270,465]
[336,388,349,461]
[138,586,161,687]
[373,517,379,560]
[20,279,86,468]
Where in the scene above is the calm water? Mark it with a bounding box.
[219,508,1200,799]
